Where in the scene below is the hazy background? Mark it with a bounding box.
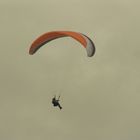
[0,0,140,140]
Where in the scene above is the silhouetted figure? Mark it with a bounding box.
[52,96,62,110]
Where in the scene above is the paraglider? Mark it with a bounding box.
[29,31,95,57]
[29,31,96,110]
[52,95,62,110]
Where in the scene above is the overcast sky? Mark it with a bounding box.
[0,0,140,140]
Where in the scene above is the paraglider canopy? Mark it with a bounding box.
[29,31,95,57]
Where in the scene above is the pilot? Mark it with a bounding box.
[52,96,62,110]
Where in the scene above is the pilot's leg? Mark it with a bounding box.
[58,103,62,109]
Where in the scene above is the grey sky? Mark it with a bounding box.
[0,0,140,140]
